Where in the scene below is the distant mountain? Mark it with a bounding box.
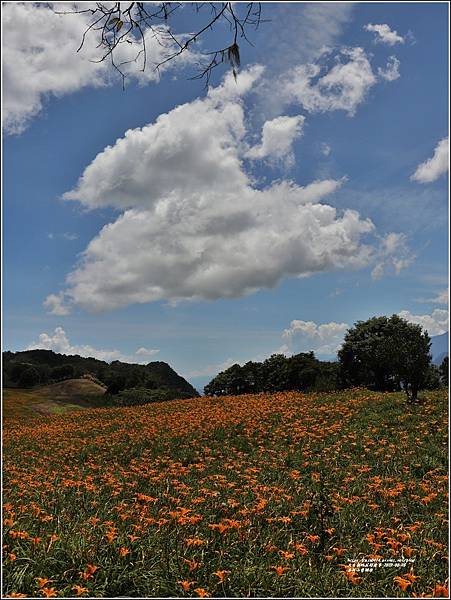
[2,349,199,397]
[431,332,448,365]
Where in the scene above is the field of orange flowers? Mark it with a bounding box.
[2,388,448,598]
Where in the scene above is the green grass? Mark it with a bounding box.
[2,379,107,420]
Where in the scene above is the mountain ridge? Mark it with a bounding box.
[2,349,199,397]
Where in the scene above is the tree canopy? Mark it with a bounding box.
[204,352,338,396]
[338,315,432,401]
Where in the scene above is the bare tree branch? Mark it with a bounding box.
[50,2,264,87]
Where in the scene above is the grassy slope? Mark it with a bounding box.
[2,378,107,420]
[2,389,448,598]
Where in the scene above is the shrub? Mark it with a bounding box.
[110,387,179,407]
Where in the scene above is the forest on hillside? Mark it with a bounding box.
[2,349,198,404]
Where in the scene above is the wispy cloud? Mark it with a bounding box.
[43,293,71,316]
[378,56,401,81]
[26,327,159,363]
[371,233,415,280]
[263,3,355,67]
[135,347,160,358]
[186,358,237,379]
[48,232,79,241]
[255,3,356,117]
[416,288,448,305]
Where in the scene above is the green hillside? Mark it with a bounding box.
[2,378,107,420]
[2,349,198,398]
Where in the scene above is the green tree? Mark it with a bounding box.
[338,315,431,402]
[423,364,441,390]
[9,362,33,384]
[439,356,449,387]
[50,364,75,381]
[241,361,263,393]
[18,366,41,388]
[261,354,290,392]
[204,370,233,396]
[106,374,127,395]
[286,352,319,391]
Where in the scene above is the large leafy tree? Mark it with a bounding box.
[338,315,432,402]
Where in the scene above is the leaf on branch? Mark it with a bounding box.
[228,43,240,69]
[109,17,124,31]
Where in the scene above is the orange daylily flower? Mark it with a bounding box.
[31,537,42,545]
[432,584,449,597]
[40,588,58,598]
[279,550,295,560]
[293,543,308,555]
[272,565,289,576]
[403,573,419,583]
[184,559,201,572]
[343,570,361,585]
[178,580,196,592]
[194,588,211,598]
[213,570,230,583]
[393,576,411,592]
[185,537,205,546]
[208,523,229,534]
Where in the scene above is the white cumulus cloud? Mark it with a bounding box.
[46,68,409,313]
[245,115,305,167]
[364,23,405,46]
[282,48,378,117]
[2,2,193,134]
[411,137,449,183]
[283,319,349,356]
[26,327,158,363]
[398,309,449,336]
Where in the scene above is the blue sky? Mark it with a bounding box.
[3,2,449,390]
